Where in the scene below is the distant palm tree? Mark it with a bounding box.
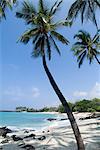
[72,30,100,67]
[16,0,85,150]
[67,0,100,29]
[0,0,16,21]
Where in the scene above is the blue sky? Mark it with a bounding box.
[0,0,100,110]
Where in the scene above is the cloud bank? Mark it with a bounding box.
[73,82,100,99]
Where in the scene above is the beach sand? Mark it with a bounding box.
[0,113,100,150]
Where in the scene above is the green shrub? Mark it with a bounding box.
[87,108,96,112]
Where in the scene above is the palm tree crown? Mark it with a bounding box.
[16,0,69,60]
[67,0,100,29]
[72,30,100,67]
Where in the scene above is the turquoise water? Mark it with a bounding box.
[0,112,60,130]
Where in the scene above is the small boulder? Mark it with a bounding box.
[24,134,36,139]
[47,118,57,121]
[0,127,12,138]
[1,139,9,144]
[38,135,46,141]
[11,135,23,141]
[21,144,35,150]
[60,118,67,121]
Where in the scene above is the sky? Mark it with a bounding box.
[0,0,100,110]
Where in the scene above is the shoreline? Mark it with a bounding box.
[0,113,100,150]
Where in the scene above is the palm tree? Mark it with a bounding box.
[16,0,85,150]
[72,30,100,67]
[67,0,100,29]
[0,0,16,21]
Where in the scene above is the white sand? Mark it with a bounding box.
[0,113,100,150]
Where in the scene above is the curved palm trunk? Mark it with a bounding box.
[94,55,100,64]
[42,54,85,150]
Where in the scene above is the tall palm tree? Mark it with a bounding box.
[72,30,100,68]
[67,0,100,29]
[16,0,85,150]
[0,0,16,21]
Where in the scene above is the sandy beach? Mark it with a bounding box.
[0,113,100,150]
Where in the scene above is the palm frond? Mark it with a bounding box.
[94,0,100,7]
[73,42,86,47]
[16,1,36,24]
[45,34,51,60]
[50,0,58,15]
[63,20,73,27]
[18,28,38,44]
[50,0,63,15]
[0,0,17,21]
[74,30,91,44]
[31,49,41,58]
[39,0,44,13]
[31,36,44,58]
[50,35,61,55]
[80,1,86,23]
[78,51,86,68]
[67,0,99,28]
[34,37,42,50]
[88,0,98,29]
[51,31,69,45]
[92,33,100,43]
[67,0,80,20]
[32,32,40,44]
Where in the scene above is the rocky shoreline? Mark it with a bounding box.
[0,112,100,149]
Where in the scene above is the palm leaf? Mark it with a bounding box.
[16,1,36,24]
[88,0,98,28]
[34,37,42,50]
[50,0,63,15]
[32,32,40,44]
[31,49,41,58]
[49,0,58,15]
[50,35,61,55]
[51,31,69,44]
[39,0,44,13]
[78,51,86,68]
[18,28,38,44]
[80,1,86,23]
[45,34,51,60]
[67,0,79,20]
[94,0,100,7]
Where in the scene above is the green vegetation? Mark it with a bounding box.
[72,30,100,67]
[0,0,16,21]
[58,102,74,113]
[16,98,100,113]
[58,98,100,113]
[67,0,100,29]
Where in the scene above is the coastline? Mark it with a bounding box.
[0,112,100,150]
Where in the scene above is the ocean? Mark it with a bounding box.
[0,112,68,131]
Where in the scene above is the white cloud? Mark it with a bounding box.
[73,82,100,99]
[73,91,87,97]
[3,86,40,100]
[89,82,100,98]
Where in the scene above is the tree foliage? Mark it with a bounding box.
[16,98,100,113]
[72,30,100,68]
[67,0,100,29]
[0,0,16,21]
[16,0,70,60]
